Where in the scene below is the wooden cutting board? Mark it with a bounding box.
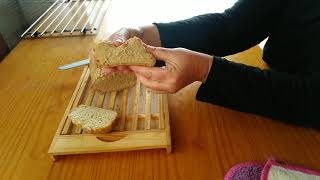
[48,66,171,160]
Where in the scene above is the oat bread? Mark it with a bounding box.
[68,105,118,134]
[90,37,155,93]
[89,57,137,93]
[94,36,156,66]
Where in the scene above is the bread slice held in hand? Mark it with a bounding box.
[68,105,118,134]
[94,36,156,66]
[90,37,156,93]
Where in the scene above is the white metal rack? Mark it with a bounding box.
[21,0,110,38]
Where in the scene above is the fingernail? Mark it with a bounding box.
[116,39,124,42]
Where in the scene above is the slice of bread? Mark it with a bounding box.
[90,56,137,93]
[68,105,118,134]
[90,37,155,93]
[94,36,156,66]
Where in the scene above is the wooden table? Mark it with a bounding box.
[2,40,320,180]
[1,2,320,180]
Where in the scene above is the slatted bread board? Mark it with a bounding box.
[48,66,171,160]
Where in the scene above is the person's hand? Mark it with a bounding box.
[129,45,213,93]
[106,25,161,47]
[108,27,143,46]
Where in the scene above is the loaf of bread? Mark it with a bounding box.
[90,37,156,93]
[68,105,118,134]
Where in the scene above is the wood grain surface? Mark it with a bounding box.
[1,1,320,180]
[1,36,320,180]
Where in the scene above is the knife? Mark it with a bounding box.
[58,59,90,70]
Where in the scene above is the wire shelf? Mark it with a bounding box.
[21,0,110,38]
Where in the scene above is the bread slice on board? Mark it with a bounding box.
[68,105,118,134]
[90,37,155,93]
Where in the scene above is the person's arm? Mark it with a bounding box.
[128,45,320,129]
[198,56,320,128]
[154,0,284,55]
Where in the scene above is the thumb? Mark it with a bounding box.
[144,44,172,62]
[111,28,129,46]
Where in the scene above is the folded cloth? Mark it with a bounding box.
[224,158,320,180]
[261,158,320,180]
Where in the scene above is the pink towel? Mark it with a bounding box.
[225,158,320,180]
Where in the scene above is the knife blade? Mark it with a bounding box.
[58,59,90,70]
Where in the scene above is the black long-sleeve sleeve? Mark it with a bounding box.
[154,0,320,128]
[154,0,282,56]
[197,57,320,128]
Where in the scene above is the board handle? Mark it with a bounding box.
[96,134,126,142]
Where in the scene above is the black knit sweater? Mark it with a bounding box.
[154,0,320,128]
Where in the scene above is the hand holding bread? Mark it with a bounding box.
[129,45,213,93]
[90,26,213,94]
[90,25,161,75]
